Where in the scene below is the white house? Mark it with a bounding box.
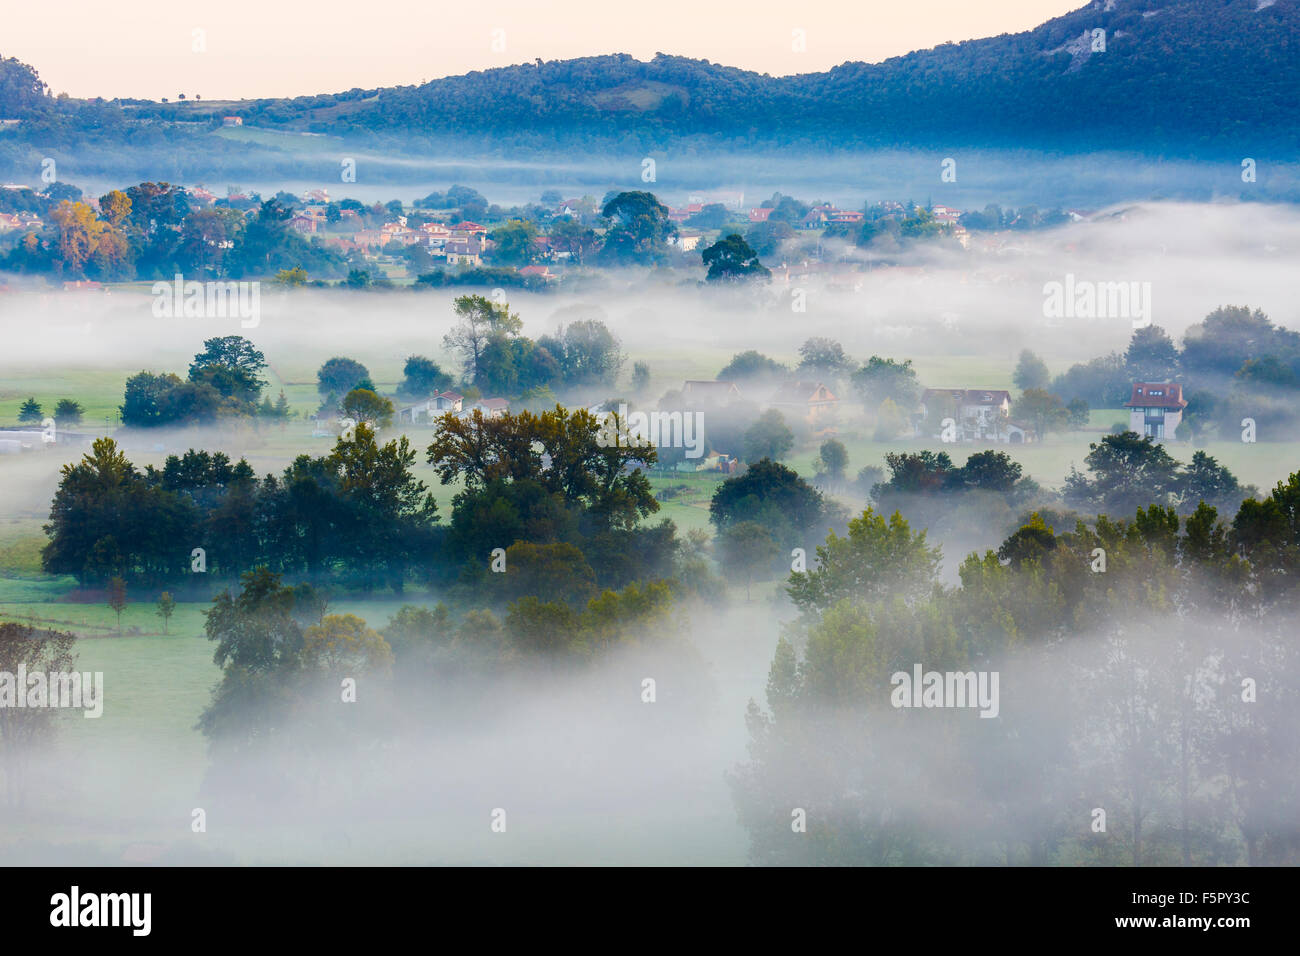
[396,390,464,424]
[1125,383,1187,440]
[920,387,1034,443]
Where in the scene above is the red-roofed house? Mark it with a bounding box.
[748,207,775,223]
[769,381,839,426]
[473,398,510,418]
[1125,383,1187,440]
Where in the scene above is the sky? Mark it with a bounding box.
[7,0,1082,101]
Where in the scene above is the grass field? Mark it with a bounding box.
[4,343,1300,860]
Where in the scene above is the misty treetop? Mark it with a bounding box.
[733,468,1300,865]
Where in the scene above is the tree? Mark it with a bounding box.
[743,409,795,462]
[874,450,957,495]
[197,568,306,748]
[996,512,1058,569]
[1064,431,1181,515]
[817,439,849,484]
[717,521,780,600]
[686,203,731,230]
[745,219,795,257]
[1125,325,1180,382]
[302,614,393,676]
[787,507,941,614]
[718,350,787,384]
[317,357,370,398]
[549,218,599,264]
[1050,352,1132,408]
[341,388,394,428]
[710,458,832,544]
[1179,451,1245,513]
[1013,350,1051,391]
[121,371,225,428]
[853,356,920,409]
[599,191,674,265]
[427,406,657,535]
[156,591,176,634]
[797,338,854,387]
[701,233,770,282]
[17,398,42,423]
[502,541,597,606]
[631,360,651,394]
[1015,388,1070,439]
[873,397,909,441]
[549,318,624,386]
[48,201,111,275]
[959,449,1023,493]
[0,623,76,804]
[98,190,132,228]
[188,336,267,404]
[1182,306,1284,379]
[398,355,452,398]
[1066,398,1090,430]
[273,266,308,286]
[107,576,127,633]
[443,294,523,384]
[53,399,84,425]
[489,219,539,266]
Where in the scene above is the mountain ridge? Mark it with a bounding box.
[1,0,1297,156]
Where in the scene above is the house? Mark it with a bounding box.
[188,186,218,205]
[1125,383,1187,440]
[800,206,832,230]
[681,380,743,404]
[289,214,318,234]
[222,116,243,127]
[921,388,1033,443]
[474,398,510,419]
[420,221,452,250]
[396,391,464,424]
[672,231,703,253]
[444,239,481,267]
[519,264,558,282]
[748,207,775,223]
[769,381,839,427]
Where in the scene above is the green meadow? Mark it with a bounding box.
[3,339,1298,861]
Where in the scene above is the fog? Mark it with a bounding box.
[2,198,1299,864]
[36,145,1300,210]
[3,600,1295,865]
[2,201,1298,378]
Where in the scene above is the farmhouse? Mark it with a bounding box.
[768,381,839,427]
[920,387,1034,443]
[396,391,464,424]
[1124,382,1187,440]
